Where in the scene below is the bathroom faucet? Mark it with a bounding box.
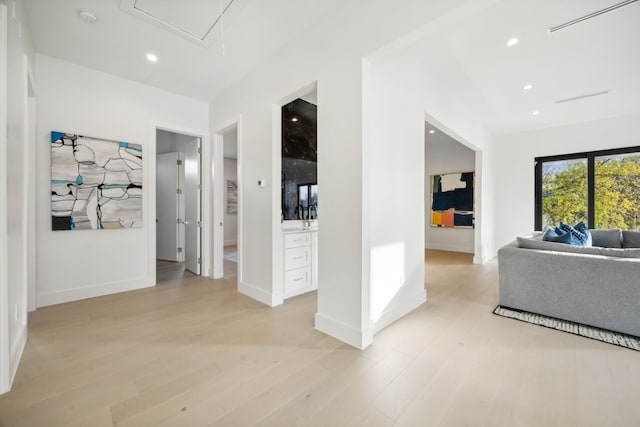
[309,205,318,220]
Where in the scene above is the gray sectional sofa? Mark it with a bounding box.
[498,229,640,337]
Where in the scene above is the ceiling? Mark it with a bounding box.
[23,0,640,136]
[400,0,640,135]
[23,0,343,101]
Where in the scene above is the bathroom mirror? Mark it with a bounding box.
[282,97,317,220]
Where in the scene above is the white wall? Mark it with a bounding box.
[425,127,475,253]
[362,23,497,334]
[210,0,477,348]
[223,157,238,246]
[35,54,209,307]
[156,129,197,154]
[0,0,33,393]
[494,112,640,250]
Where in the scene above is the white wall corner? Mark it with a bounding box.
[37,276,154,308]
[315,312,374,350]
[371,287,426,335]
[238,281,282,307]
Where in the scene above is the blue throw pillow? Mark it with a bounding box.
[543,228,575,244]
[574,221,592,247]
[558,221,590,246]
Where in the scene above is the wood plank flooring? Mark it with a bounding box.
[1,250,639,426]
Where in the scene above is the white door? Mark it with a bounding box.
[157,152,184,262]
[184,139,201,274]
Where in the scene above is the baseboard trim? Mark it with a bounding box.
[238,281,282,307]
[372,288,426,335]
[474,253,495,264]
[315,313,373,350]
[224,240,237,246]
[37,276,154,307]
[9,323,26,388]
[426,243,474,254]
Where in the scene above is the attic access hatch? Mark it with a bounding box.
[120,0,234,47]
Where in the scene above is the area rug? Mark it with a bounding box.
[493,305,640,352]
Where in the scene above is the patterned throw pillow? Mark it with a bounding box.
[573,221,592,247]
[543,227,574,244]
[558,221,590,246]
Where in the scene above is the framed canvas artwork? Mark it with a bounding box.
[51,131,143,230]
[431,171,474,228]
[227,179,238,214]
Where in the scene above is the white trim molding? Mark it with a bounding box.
[213,117,243,282]
[149,121,211,284]
[315,313,373,350]
[0,3,10,394]
[371,288,426,335]
[38,277,154,308]
[238,281,282,307]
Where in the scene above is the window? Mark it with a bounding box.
[535,146,640,231]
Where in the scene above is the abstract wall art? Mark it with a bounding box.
[431,171,474,228]
[51,131,143,230]
[226,179,238,214]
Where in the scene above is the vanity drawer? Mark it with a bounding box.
[284,232,311,249]
[284,245,311,270]
[285,266,311,294]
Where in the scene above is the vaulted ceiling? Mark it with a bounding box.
[23,0,640,135]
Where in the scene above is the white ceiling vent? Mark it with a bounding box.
[120,0,234,47]
[548,0,639,33]
[555,91,609,104]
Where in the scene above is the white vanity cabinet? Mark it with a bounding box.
[283,230,318,298]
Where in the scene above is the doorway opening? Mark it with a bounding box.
[155,129,202,283]
[424,120,477,264]
[222,126,238,280]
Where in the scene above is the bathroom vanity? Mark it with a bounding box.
[282,223,318,298]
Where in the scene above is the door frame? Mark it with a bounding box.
[149,122,210,284]
[212,117,243,280]
[424,112,485,264]
[0,3,9,394]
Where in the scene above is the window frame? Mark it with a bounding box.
[534,145,640,230]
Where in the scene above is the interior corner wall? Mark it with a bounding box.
[493,112,640,250]
[363,27,497,334]
[425,131,476,253]
[223,157,238,246]
[1,0,33,393]
[34,54,209,307]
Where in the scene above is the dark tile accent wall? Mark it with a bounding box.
[282,98,318,220]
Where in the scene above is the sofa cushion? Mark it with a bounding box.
[622,230,640,248]
[591,229,622,248]
[517,236,640,258]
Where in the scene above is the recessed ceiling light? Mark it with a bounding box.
[532,110,540,116]
[523,84,533,91]
[506,37,519,47]
[291,117,299,122]
[78,9,98,24]
[428,129,435,134]
[146,53,158,63]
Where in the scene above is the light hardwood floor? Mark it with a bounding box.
[1,250,639,426]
